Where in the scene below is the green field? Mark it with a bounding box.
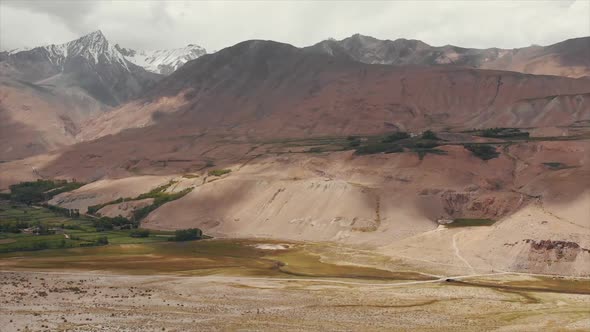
[0,200,173,253]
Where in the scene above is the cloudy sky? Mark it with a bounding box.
[1,0,588,52]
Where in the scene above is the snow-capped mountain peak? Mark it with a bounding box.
[0,30,161,107]
[117,44,207,75]
[6,30,132,72]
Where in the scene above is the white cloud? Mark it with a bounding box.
[1,0,588,52]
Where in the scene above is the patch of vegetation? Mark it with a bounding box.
[351,130,446,157]
[446,218,496,228]
[8,180,85,205]
[88,182,192,223]
[169,228,203,241]
[42,203,80,218]
[421,130,439,140]
[130,229,150,238]
[354,143,404,155]
[133,188,192,221]
[413,148,447,160]
[136,182,177,200]
[0,200,178,253]
[93,216,136,231]
[306,147,323,153]
[463,144,500,160]
[382,132,410,143]
[346,136,361,147]
[348,140,361,147]
[208,169,232,177]
[87,197,128,215]
[478,127,530,139]
[542,162,571,170]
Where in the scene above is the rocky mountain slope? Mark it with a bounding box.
[306,34,590,78]
[80,40,590,142]
[0,30,161,107]
[116,44,207,75]
[0,77,109,161]
[0,31,162,160]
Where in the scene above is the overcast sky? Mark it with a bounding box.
[1,0,589,52]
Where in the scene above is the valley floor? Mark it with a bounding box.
[1,239,589,331]
[1,270,589,332]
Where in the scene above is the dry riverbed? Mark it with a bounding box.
[1,239,589,331]
[1,271,589,331]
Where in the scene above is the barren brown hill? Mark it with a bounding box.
[0,31,162,162]
[0,77,109,161]
[40,40,590,179]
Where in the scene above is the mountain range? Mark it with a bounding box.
[306,34,590,78]
[1,30,589,276]
[1,30,589,161]
[115,43,207,75]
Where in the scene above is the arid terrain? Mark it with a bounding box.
[1,24,589,331]
[1,239,590,331]
[2,270,590,332]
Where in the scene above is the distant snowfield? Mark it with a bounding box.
[122,44,206,74]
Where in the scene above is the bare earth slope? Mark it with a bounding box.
[42,40,590,180]
[0,31,161,161]
[0,78,109,161]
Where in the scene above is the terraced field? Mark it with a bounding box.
[0,200,173,252]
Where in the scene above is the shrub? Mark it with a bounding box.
[93,216,135,231]
[413,148,447,160]
[307,147,323,153]
[208,169,231,177]
[421,130,438,140]
[95,236,109,245]
[479,127,529,139]
[464,144,499,160]
[169,228,203,241]
[132,188,192,222]
[348,139,361,147]
[411,141,439,149]
[130,229,150,238]
[87,197,125,215]
[354,143,403,155]
[382,132,410,143]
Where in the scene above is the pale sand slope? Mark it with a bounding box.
[48,175,174,213]
[9,140,587,276]
[381,197,590,277]
[1,271,589,332]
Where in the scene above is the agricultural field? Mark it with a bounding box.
[0,200,173,253]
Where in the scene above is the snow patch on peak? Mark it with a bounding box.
[64,30,129,70]
[122,44,207,75]
[10,30,133,72]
